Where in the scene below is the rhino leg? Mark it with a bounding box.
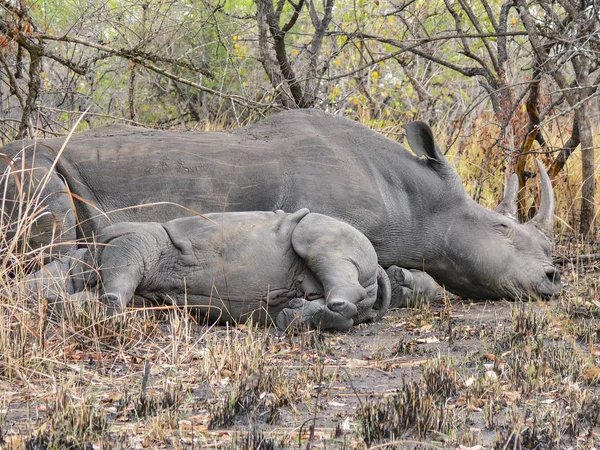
[386,266,442,308]
[275,298,325,331]
[89,231,150,310]
[275,298,355,332]
[5,164,78,253]
[15,248,89,302]
[367,265,391,322]
[310,300,355,331]
[291,213,381,330]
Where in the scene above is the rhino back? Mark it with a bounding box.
[2,110,452,266]
[154,212,315,317]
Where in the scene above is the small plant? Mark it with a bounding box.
[205,325,308,429]
[208,364,299,428]
[25,384,107,450]
[493,405,583,450]
[116,365,189,421]
[390,339,419,356]
[512,304,549,341]
[57,296,156,351]
[422,357,458,399]
[229,426,279,449]
[357,379,454,446]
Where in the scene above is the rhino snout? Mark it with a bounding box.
[526,266,561,300]
[545,266,560,284]
[543,266,562,296]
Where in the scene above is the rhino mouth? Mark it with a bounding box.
[537,266,562,299]
[509,267,562,301]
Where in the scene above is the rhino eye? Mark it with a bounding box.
[493,222,512,237]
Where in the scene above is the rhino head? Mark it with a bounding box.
[404,122,561,301]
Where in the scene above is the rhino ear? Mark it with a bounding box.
[403,121,445,163]
[494,173,519,221]
[276,207,310,236]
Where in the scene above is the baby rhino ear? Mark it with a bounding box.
[403,121,445,163]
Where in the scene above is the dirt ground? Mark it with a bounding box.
[0,255,599,449]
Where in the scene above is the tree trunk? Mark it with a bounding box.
[128,61,137,121]
[17,47,42,139]
[549,115,579,179]
[578,107,596,237]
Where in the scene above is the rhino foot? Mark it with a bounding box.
[386,266,444,308]
[276,297,357,332]
[275,298,324,331]
[326,298,358,319]
[311,298,355,331]
[47,289,103,317]
[387,266,414,308]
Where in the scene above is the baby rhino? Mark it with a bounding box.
[23,208,390,331]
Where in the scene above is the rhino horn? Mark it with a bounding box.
[528,159,554,236]
[494,173,519,221]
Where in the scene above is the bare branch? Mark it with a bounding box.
[0,52,25,108]
[442,0,496,83]
[17,46,42,139]
[516,0,576,106]
[497,1,514,72]
[282,0,305,33]
[130,55,266,108]
[347,32,489,78]
[256,0,294,107]
[32,33,214,79]
[302,0,334,106]
[549,114,579,179]
[455,0,500,73]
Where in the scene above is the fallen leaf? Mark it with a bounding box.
[416,336,439,344]
[503,390,521,404]
[485,370,498,381]
[179,419,192,429]
[583,367,600,382]
[101,392,122,404]
[341,416,352,431]
[328,401,347,407]
[346,358,371,368]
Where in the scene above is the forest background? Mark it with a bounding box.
[1,0,599,236]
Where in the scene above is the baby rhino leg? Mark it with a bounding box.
[275,298,325,331]
[15,248,89,304]
[292,213,379,330]
[275,298,355,332]
[91,225,160,310]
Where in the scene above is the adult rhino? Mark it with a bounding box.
[17,209,390,331]
[1,109,561,300]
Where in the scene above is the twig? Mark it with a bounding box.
[553,253,600,265]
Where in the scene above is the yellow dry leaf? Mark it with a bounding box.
[583,367,600,382]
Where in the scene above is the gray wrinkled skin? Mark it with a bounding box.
[1,109,561,300]
[386,267,444,308]
[18,209,391,331]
